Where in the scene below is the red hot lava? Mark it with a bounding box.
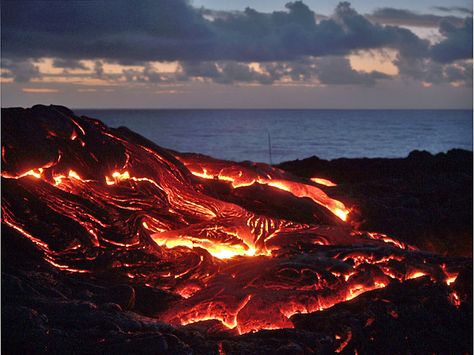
[1,106,463,337]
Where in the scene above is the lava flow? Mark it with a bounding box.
[1,105,466,337]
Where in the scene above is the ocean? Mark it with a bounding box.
[77,109,473,163]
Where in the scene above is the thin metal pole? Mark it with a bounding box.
[268,132,273,165]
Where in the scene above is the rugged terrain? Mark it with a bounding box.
[2,105,472,354]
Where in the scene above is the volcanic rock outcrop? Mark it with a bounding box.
[2,105,472,354]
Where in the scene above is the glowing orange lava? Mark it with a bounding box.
[311,177,337,187]
[177,156,349,222]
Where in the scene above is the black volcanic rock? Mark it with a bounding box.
[291,277,472,354]
[278,149,473,256]
[1,105,472,354]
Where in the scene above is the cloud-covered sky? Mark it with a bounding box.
[1,0,472,108]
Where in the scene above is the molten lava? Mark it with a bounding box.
[1,106,464,336]
[311,177,337,187]
[176,155,349,222]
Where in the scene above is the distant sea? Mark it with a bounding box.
[77,109,473,163]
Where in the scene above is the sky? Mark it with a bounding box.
[1,0,472,108]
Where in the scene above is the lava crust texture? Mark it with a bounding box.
[2,105,472,354]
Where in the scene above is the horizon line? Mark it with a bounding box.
[73,107,473,111]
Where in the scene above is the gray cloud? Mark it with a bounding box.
[2,1,430,63]
[180,61,276,84]
[314,57,390,85]
[52,58,88,70]
[444,61,473,87]
[143,64,164,83]
[431,18,473,63]
[122,69,143,83]
[396,57,445,83]
[2,59,40,82]
[94,61,105,79]
[1,0,212,61]
[206,2,430,61]
[432,6,473,15]
[178,57,390,86]
[1,0,471,89]
[395,54,472,87]
[122,64,164,83]
[369,8,466,27]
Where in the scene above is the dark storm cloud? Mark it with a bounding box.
[206,2,430,61]
[1,0,212,61]
[2,0,431,63]
[2,0,472,89]
[431,18,473,63]
[369,8,466,27]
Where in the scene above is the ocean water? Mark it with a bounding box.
[77,109,473,163]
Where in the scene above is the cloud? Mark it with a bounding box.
[395,56,444,83]
[22,88,59,93]
[52,58,87,70]
[94,61,105,79]
[444,61,473,87]
[395,54,472,87]
[178,57,390,86]
[1,0,211,61]
[122,64,164,83]
[2,1,429,63]
[369,8,466,27]
[205,2,430,61]
[143,64,164,83]
[314,57,390,85]
[179,61,276,84]
[431,18,473,63]
[432,6,473,15]
[2,59,40,82]
[1,0,471,89]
